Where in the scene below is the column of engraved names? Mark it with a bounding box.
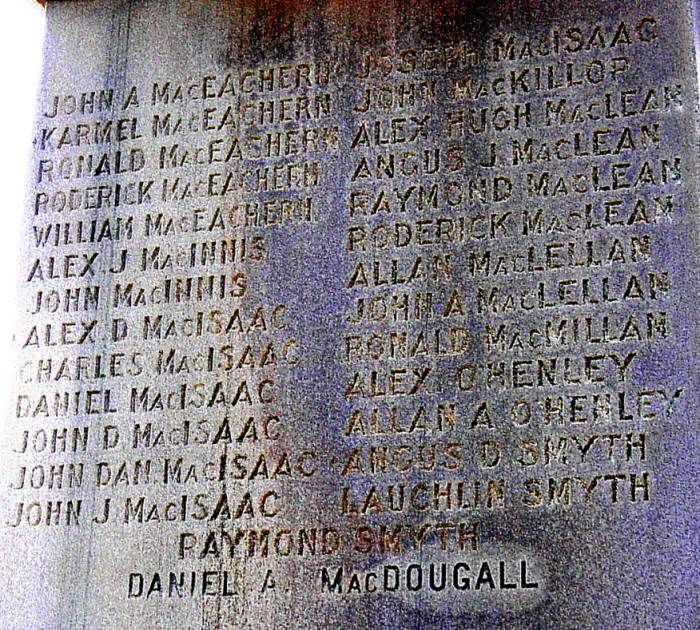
[447,15,682,513]
[339,42,487,560]
[335,14,685,564]
[9,84,146,535]
[8,62,342,596]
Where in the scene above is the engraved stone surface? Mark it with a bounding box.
[2,0,699,627]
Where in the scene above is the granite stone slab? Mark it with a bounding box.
[1,1,698,627]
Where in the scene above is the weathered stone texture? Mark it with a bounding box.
[2,1,698,628]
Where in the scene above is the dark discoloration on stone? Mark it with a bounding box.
[3,1,699,628]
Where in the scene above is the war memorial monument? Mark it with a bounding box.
[1,0,698,627]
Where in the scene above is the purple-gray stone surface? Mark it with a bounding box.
[2,0,698,627]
